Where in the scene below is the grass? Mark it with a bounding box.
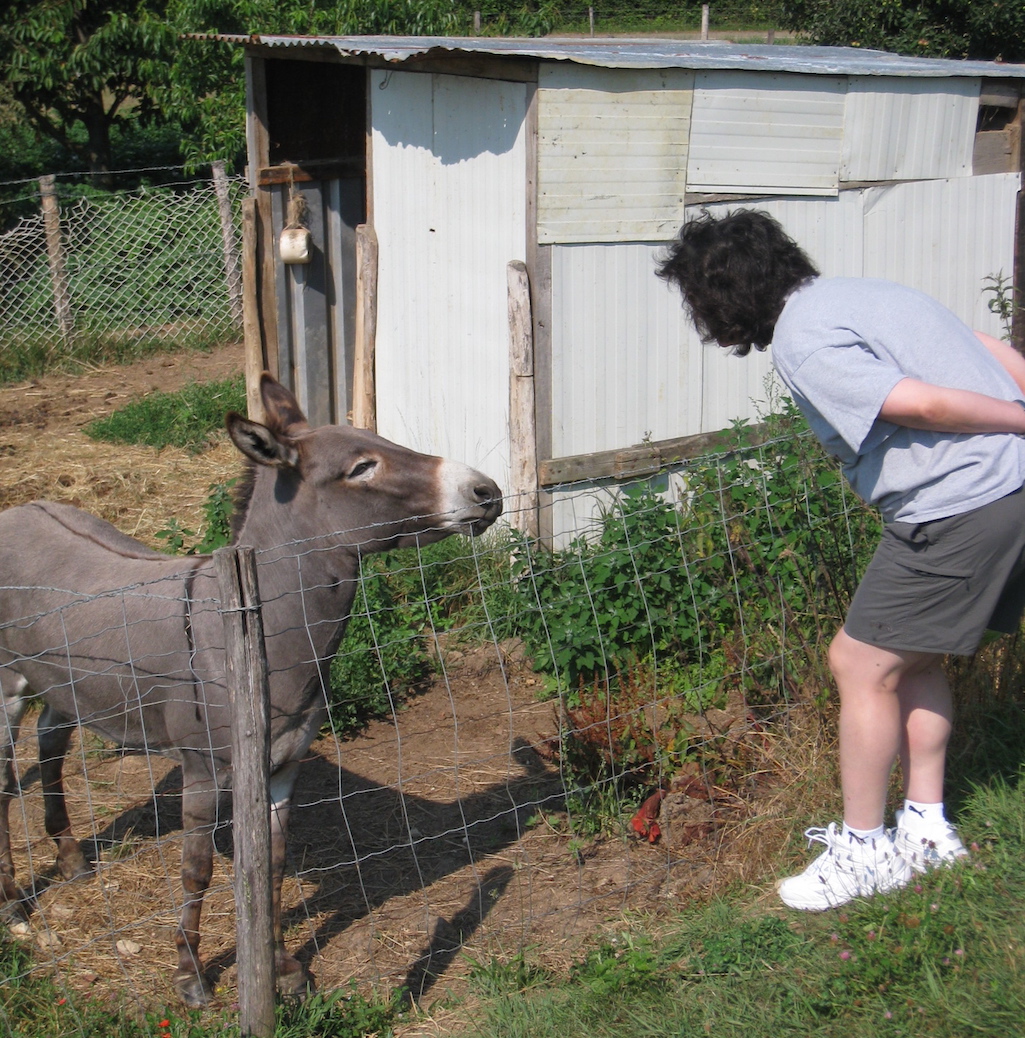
[459,744,1025,1038]
[6,691,1024,1035]
[84,375,247,452]
[0,327,238,386]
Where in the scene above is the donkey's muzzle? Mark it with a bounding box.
[468,477,503,534]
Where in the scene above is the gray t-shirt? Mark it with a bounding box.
[771,277,1025,524]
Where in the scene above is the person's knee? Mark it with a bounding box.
[827,629,859,684]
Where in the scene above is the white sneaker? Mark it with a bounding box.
[777,823,913,911]
[892,809,968,874]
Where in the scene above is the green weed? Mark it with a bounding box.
[85,375,246,452]
[156,478,238,555]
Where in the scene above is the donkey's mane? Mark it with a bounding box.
[229,462,257,543]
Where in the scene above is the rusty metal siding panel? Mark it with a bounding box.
[687,71,846,195]
[841,78,979,182]
[370,69,527,485]
[537,65,693,244]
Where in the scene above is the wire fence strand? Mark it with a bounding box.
[0,427,876,1022]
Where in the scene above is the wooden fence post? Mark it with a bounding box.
[215,546,275,1038]
[241,197,266,422]
[508,260,539,538]
[38,174,74,348]
[352,224,378,430]
[213,160,244,328]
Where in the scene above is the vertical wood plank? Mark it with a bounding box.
[508,260,538,537]
[353,223,378,430]
[241,198,266,422]
[214,546,275,1038]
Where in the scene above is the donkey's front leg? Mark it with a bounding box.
[174,776,217,1008]
[0,673,30,911]
[37,704,90,881]
[269,762,310,997]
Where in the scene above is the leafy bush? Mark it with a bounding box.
[156,477,239,555]
[512,402,879,789]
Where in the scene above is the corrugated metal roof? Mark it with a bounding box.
[196,33,1025,79]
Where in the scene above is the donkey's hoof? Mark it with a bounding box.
[57,851,92,882]
[174,970,213,1009]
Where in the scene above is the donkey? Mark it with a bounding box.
[0,373,502,1006]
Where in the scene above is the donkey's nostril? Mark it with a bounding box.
[473,480,503,516]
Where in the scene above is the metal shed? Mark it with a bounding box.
[218,34,1025,542]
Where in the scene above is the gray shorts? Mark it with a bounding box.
[844,483,1025,656]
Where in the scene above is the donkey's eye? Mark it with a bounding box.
[347,459,377,480]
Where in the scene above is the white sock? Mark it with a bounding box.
[901,800,948,833]
[842,822,885,842]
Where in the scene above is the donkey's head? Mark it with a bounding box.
[225,374,502,553]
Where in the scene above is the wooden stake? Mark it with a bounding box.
[38,175,73,347]
[213,161,244,326]
[508,260,539,538]
[241,197,266,422]
[215,546,275,1038]
[352,224,378,430]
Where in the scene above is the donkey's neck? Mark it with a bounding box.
[234,465,363,666]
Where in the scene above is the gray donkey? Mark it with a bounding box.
[0,373,502,1006]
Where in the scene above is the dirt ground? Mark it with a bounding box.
[0,347,785,1032]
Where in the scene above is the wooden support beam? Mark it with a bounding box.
[538,425,768,488]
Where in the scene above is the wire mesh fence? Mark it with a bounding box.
[0,170,245,380]
[0,419,878,1027]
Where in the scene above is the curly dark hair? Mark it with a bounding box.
[656,209,819,356]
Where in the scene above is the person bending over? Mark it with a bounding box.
[657,208,1025,910]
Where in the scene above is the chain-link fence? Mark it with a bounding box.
[0,169,245,380]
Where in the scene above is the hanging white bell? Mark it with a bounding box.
[280,226,313,265]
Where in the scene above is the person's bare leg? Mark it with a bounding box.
[827,629,943,831]
[898,658,952,805]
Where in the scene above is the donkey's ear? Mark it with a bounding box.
[226,413,300,469]
[259,373,309,435]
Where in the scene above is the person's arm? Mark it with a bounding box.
[975,330,1025,395]
[879,377,1025,435]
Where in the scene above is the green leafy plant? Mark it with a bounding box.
[85,375,246,451]
[155,477,238,555]
[983,270,1017,341]
[512,401,878,800]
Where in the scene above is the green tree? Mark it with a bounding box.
[779,0,1025,62]
[165,0,461,168]
[0,1,177,186]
